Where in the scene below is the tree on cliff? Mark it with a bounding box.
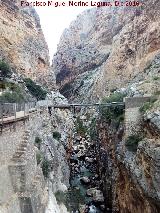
[0,60,12,79]
[24,78,47,101]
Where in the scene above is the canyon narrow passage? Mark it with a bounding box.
[66,108,110,213]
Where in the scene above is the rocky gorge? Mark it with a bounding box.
[0,0,160,212]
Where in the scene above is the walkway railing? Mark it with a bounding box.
[0,102,37,125]
[52,102,125,109]
[0,101,125,125]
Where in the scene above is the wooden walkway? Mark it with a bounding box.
[0,111,28,124]
[0,108,37,126]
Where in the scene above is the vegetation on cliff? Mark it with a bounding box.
[75,116,87,136]
[139,97,157,114]
[0,60,12,79]
[35,136,42,149]
[125,134,143,152]
[24,78,47,100]
[100,92,125,126]
[52,131,61,141]
[0,82,25,103]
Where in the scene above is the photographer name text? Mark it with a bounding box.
[21,1,142,7]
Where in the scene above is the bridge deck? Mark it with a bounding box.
[52,102,125,108]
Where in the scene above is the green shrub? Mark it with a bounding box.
[153,76,160,81]
[125,135,143,152]
[0,82,20,91]
[24,78,47,100]
[102,92,125,103]
[52,131,61,140]
[139,97,157,113]
[55,188,85,211]
[0,81,7,90]
[154,91,160,96]
[0,87,25,103]
[0,60,12,78]
[100,92,125,125]
[36,151,43,165]
[41,158,51,178]
[139,102,153,113]
[55,190,72,211]
[35,136,42,149]
[55,190,68,205]
[75,116,87,136]
[0,83,25,103]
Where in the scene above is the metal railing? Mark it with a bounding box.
[0,102,37,125]
[0,100,126,125]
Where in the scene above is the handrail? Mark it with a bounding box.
[52,102,125,108]
[0,101,125,126]
[0,102,37,126]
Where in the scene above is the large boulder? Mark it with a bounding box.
[86,188,104,203]
[80,176,90,184]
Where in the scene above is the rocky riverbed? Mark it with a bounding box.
[67,114,107,213]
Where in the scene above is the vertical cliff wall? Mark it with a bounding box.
[0,0,52,86]
[95,97,160,213]
[52,0,160,102]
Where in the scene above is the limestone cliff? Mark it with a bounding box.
[53,0,160,102]
[52,1,160,212]
[0,0,51,86]
[92,96,160,213]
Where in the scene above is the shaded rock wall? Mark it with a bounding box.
[96,97,160,212]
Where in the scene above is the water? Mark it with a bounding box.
[89,205,97,213]
[68,130,105,213]
[68,161,103,213]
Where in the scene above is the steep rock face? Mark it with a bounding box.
[42,93,74,213]
[53,0,160,101]
[0,0,51,86]
[95,97,160,212]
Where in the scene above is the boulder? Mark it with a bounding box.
[79,204,86,213]
[80,176,91,184]
[86,188,97,196]
[86,188,104,202]
[93,190,104,203]
[85,157,94,163]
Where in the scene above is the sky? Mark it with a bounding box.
[35,5,92,61]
